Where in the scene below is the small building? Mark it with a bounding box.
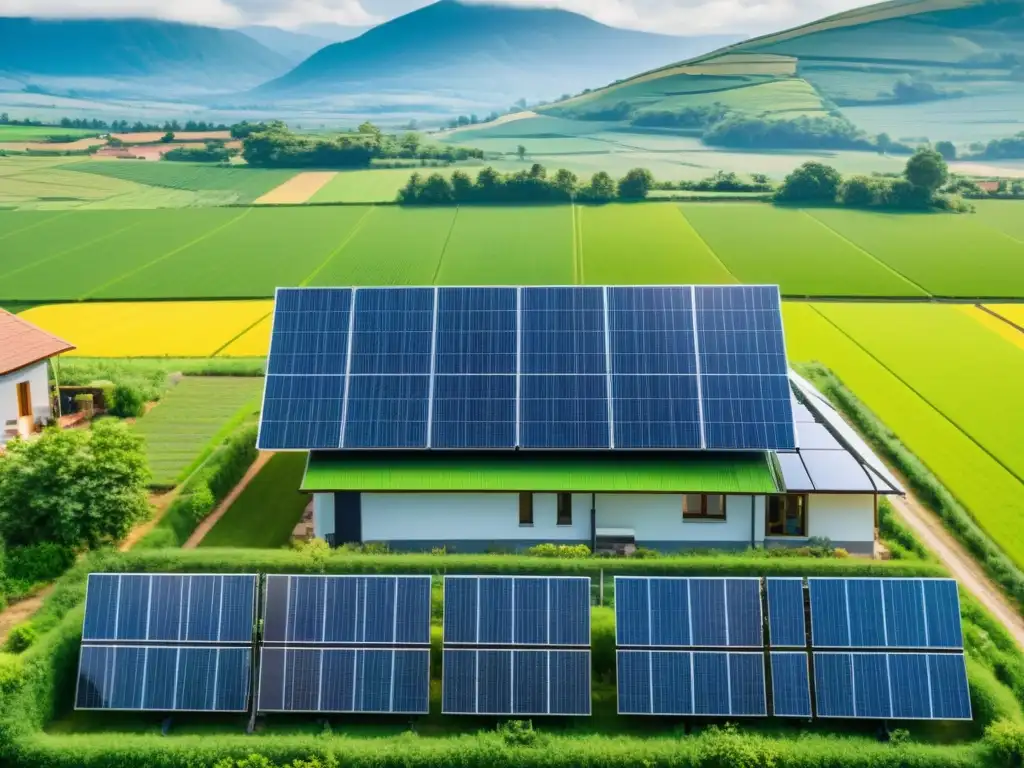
[0,309,75,445]
[257,285,903,556]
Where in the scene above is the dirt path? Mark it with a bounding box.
[889,492,1024,649]
[183,451,273,549]
[0,585,53,644]
[118,486,182,551]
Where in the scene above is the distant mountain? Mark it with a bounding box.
[0,18,292,95]
[253,0,739,110]
[239,26,334,63]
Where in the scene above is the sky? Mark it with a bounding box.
[0,0,870,34]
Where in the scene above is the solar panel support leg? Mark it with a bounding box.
[161,717,173,736]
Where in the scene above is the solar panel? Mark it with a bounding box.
[259,285,795,452]
[262,575,432,645]
[441,649,591,715]
[443,576,590,646]
[616,651,765,716]
[766,578,806,647]
[808,578,963,649]
[614,577,762,648]
[813,652,971,720]
[770,652,811,717]
[75,645,251,712]
[257,647,429,714]
[82,574,257,644]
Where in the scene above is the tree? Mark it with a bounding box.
[516,145,527,161]
[450,170,474,201]
[775,162,842,203]
[583,171,617,202]
[552,168,578,199]
[357,121,380,135]
[904,147,948,192]
[161,131,175,143]
[418,173,454,204]
[617,167,655,199]
[0,420,150,550]
[876,133,893,154]
[529,163,546,180]
[935,141,957,161]
[398,172,425,203]
[839,176,880,207]
[883,178,933,209]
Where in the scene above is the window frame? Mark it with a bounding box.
[766,493,808,537]
[682,493,727,521]
[519,492,534,527]
[556,492,573,526]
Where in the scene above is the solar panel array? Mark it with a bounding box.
[442,576,591,715]
[258,285,795,452]
[76,574,257,712]
[259,575,432,714]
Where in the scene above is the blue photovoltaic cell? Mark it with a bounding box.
[770,652,811,717]
[258,374,346,450]
[520,286,606,375]
[263,575,431,646]
[693,652,730,715]
[349,287,434,375]
[434,287,516,375]
[618,651,763,717]
[701,373,796,451]
[651,650,692,715]
[519,374,609,449]
[767,578,806,648]
[617,650,654,714]
[606,286,696,375]
[726,579,763,647]
[694,285,787,376]
[549,649,591,715]
[441,649,476,714]
[615,577,651,646]
[443,577,589,646]
[611,374,701,449]
[648,578,690,648]
[808,579,851,648]
[76,646,251,712]
[888,653,931,719]
[853,653,891,719]
[730,653,768,716]
[266,288,352,376]
[343,374,430,448]
[813,653,855,718]
[922,580,964,649]
[513,650,547,714]
[431,374,516,449]
[846,580,886,648]
[477,650,512,714]
[929,654,972,720]
[690,579,728,647]
[883,579,928,648]
[82,574,256,644]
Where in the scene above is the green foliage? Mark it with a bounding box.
[582,171,617,202]
[617,167,655,199]
[0,421,150,550]
[497,720,539,746]
[969,132,1024,161]
[109,382,146,418]
[4,542,77,586]
[839,175,885,207]
[775,161,843,203]
[904,147,949,192]
[878,500,931,561]
[677,171,773,193]
[4,622,37,653]
[704,114,872,151]
[523,543,591,559]
[985,720,1024,766]
[164,141,237,163]
[935,141,957,161]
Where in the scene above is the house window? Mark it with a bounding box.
[683,494,726,521]
[767,495,807,537]
[519,493,534,526]
[556,493,572,526]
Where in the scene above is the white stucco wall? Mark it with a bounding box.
[594,494,757,545]
[313,493,335,539]
[806,493,875,545]
[0,361,51,432]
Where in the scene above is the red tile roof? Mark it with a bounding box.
[0,309,75,375]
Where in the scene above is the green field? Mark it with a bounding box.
[974,199,1024,243]
[199,453,309,548]
[132,377,263,486]
[2,203,1024,301]
[0,124,98,141]
[783,302,1024,567]
[311,167,478,204]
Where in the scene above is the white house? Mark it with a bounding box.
[255,284,903,557]
[0,309,74,446]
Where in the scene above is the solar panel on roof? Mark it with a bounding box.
[262,575,432,646]
[76,645,251,712]
[259,285,796,452]
[770,652,811,717]
[766,578,806,648]
[82,574,256,644]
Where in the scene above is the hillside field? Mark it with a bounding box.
[2,202,1023,302]
[0,124,99,141]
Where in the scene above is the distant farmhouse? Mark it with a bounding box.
[256,286,902,555]
[0,309,74,446]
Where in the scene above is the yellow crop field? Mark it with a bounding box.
[987,304,1024,329]
[963,306,1024,352]
[19,301,272,357]
[218,314,273,357]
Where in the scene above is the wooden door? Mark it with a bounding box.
[16,382,32,419]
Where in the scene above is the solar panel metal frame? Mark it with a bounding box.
[81,572,258,645]
[615,650,767,716]
[812,651,972,721]
[256,646,431,715]
[808,577,963,650]
[261,574,433,646]
[442,575,592,647]
[74,644,252,713]
[258,284,796,453]
[613,576,764,648]
[440,648,592,716]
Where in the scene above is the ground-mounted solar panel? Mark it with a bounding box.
[813,652,971,720]
[257,647,430,714]
[441,649,591,715]
[614,577,762,648]
[766,578,806,648]
[616,651,766,716]
[262,575,432,646]
[770,652,811,717]
[443,576,590,646]
[82,574,257,644]
[75,645,251,712]
[808,578,963,650]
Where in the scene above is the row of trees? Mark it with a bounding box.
[0,114,227,133]
[164,141,239,163]
[397,165,655,204]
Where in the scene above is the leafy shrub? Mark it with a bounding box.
[775,161,842,203]
[188,482,216,525]
[4,542,77,585]
[498,719,539,746]
[985,720,1024,765]
[696,724,780,768]
[631,546,662,559]
[889,728,911,745]
[524,543,591,559]
[5,622,37,652]
[109,383,146,418]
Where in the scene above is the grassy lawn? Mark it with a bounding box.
[132,377,264,486]
[199,452,308,548]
